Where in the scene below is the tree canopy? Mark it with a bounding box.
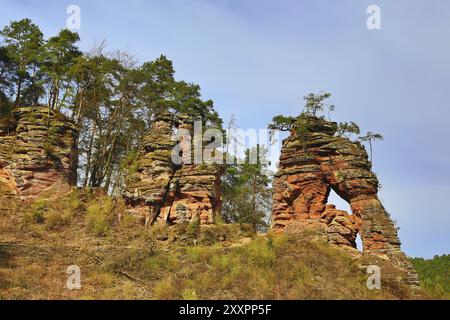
[0,18,44,107]
[303,91,335,118]
[269,91,335,133]
[222,146,272,232]
[337,121,361,138]
[0,19,223,193]
[359,131,384,162]
[412,254,450,299]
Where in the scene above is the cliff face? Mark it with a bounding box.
[124,112,223,226]
[272,117,418,285]
[0,107,78,200]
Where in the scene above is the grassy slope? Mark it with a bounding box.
[0,188,424,300]
[412,255,449,299]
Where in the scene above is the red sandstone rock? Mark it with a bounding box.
[124,112,223,226]
[0,107,78,200]
[272,116,418,286]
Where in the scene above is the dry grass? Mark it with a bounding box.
[0,188,420,300]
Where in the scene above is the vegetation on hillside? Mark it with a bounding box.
[0,20,447,301]
[412,255,450,299]
[0,188,417,300]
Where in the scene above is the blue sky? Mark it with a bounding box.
[1,0,449,258]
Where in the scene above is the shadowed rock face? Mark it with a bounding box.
[0,107,78,200]
[272,116,419,285]
[124,112,223,226]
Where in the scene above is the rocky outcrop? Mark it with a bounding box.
[272,116,418,285]
[0,107,78,200]
[322,204,360,249]
[124,112,223,226]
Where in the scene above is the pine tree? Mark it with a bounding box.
[41,29,82,110]
[0,19,44,107]
[222,146,272,232]
[359,131,384,162]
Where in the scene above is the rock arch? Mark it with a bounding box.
[272,117,418,285]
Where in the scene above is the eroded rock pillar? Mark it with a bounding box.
[0,107,78,200]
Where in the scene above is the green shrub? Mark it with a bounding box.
[412,255,450,299]
[239,223,256,236]
[143,253,180,277]
[86,199,114,237]
[185,245,214,263]
[198,224,236,245]
[30,200,47,224]
[242,237,276,268]
[121,150,140,174]
[185,219,201,238]
[67,190,83,214]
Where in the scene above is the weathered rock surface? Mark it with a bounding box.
[272,116,419,285]
[322,204,360,249]
[0,107,78,200]
[124,112,223,226]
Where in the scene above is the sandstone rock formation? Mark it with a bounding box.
[124,112,223,226]
[272,116,418,285]
[0,107,78,200]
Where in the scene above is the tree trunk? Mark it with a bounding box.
[14,78,23,107]
[58,82,71,111]
[103,135,117,193]
[51,80,59,110]
[83,122,96,187]
[76,89,84,125]
[252,178,257,230]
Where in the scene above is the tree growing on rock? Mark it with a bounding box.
[337,121,361,139]
[303,91,335,119]
[0,19,225,195]
[359,131,384,162]
[268,115,297,132]
[269,92,335,154]
[0,19,44,107]
[268,92,336,133]
[41,29,82,110]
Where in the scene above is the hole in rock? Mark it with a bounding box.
[355,233,363,252]
[327,189,352,213]
[326,189,363,252]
